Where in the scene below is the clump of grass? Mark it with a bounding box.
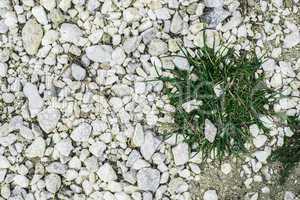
[159,37,276,160]
[271,115,300,184]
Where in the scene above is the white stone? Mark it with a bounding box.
[70,123,92,142]
[25,137,46,158]
[123,7,141,23]
[86,45,113,63]
[40,0,56,10]
[221,163,232,175]
[148,39,168,56]
[204,0,224,7]
[111,84,131,97]
[97,163,117,182]
[23,82,44,116]
[109,97,123,112]
[182,99,202,113]
[123,36,140,54]
[221,12,242,32]
[204,119,217,143]
[32,6,48,25]
[172,143,189,166]
[140,132,161,160]
[55,139,73,156]
[71,63,86,81]
[253,135,268,148]
[284,191,296,200]
[0,156,10,168]
[59,0,71,11]
[203,190,218,200]
[111,47,126,65]
[132,123,144,147]
[0,63,8,77]
[170,12,183,34]
[42,30,59,45]
[45,174,61,193]
[60,23,83,45]
[88,29,103,44]
[173,56,190,70]
[283,31,300,49]
[89,141,106,157]
[132,159,150,170]
[155,8,171,20]
[37,107,60,133]
[168,177,188,194]
[254,150,271,162]
[135,82,146,94]
[22,19,43,55]
[13,175,29,188]
[0,20,8,33]
[270,73,282,88]
[137,168,160,191]
[279,61,296,77]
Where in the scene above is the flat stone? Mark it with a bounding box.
[13,175,29,188]
[70,123,92,142]
[22,19,43,55]
[204,119,217,143]
[32,6,48,25]
[170,12,183,34]
[132,123,144,147]
[45,174,61,193]
[55,138,73,156]
[0,156,10,168]
[221,163,232,175]
[172,143,189,166]
[86,45,113,63]
[168,177,188,194]
[283,31,300,49]
[111,84,131,97]
[123,36,141,54]
[137,168,160,191]
[37,107,60,133]
[204,0,224,7]
[25,137,45,158]
[111,47,126,65]
[173,56,190,70]
[253,135,268,148]
[254,150,271,162]
[123,7,141,23]
[23,82,44,117]
[140,132,161,161]
[89,141,106,157]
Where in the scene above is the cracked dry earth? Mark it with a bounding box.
[0,0,300,200]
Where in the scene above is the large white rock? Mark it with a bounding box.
[172,143,189,166]
[89,141,106,157]
[204,0,224,7]
[123,36,141,54]
[148,39,168,56]
[70,123,92,142]
[283,31,300,49]
[71,63,86,81]
[13,175,29,188]
[45,174,61,193]
[254,150,271,162]
[111,47,126,65]
[253,135,268,148]
[182,99,202,112]
[86,45,113,63]
[97,163,117,182]
[37,107,60,133]
[203,190,218,200]
[204,119,217,143]
[22,19,43,55]
[60,23,83,45]
[111,84,131,97]
[137,168,160,191]
[55,138,73,156]
[25,137,46,158]
[284,191,296,200]
[170,12,183,34]
[123,7,141,23]
[168,177,188,194]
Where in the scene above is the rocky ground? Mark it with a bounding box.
[0,0,299,199]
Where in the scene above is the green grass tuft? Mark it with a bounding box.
[270,116,300,184]
[159,37,276,161]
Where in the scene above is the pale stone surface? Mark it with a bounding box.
[22,19,43,55]
[86,45,113,63]
[45,174,61,193]
[172,143,189,166]
[25,137,46,158]
[204,119,217,143]
[97,163,117,182]
[137,168,160,191]
[37,107,61,133]
[70,123,92,142]
[203,190,218,200]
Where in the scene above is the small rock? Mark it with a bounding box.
[249,124,260,137]
[140,132,161,160]
[253,135,268,148]
[40,0,56,10]
[279,61,296,77]
[173,56,190,70]
[137,168,160,191]
[45,174,61,193]
[203,190,218,200]
[204,119,217,143]
[32,6,48,25]
[155,8,171,20]
[204,0,224,7]
[182,99,202,113]
[270,73,282,88]
[283,31,300,49]
[221,12,242,32]
[254,150,271,162]
[0,156,10,168]
[71,63,86,81]
[168,177,188,194]
[111,47,126,65]
[0,62,8,77]
[37,107,60,133]
[23,82,44,116]
[22,19,43,55]
[172,143,189,166]
[111,84,131,96]
[97,163,117,182]
[89,141,106,157]
[148,39,168,56]
[123,36,141,54]
[60,23,83,45]
[221,163,232,175]
[86,45,113,63]
[55,138,73,156]
[132,123,144,147]
[13,175,29,188]
[123,7,141,23]
[25,137,46,158]
[284,191,296,200]
[70,123,92,142]
[170,12,183,34]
